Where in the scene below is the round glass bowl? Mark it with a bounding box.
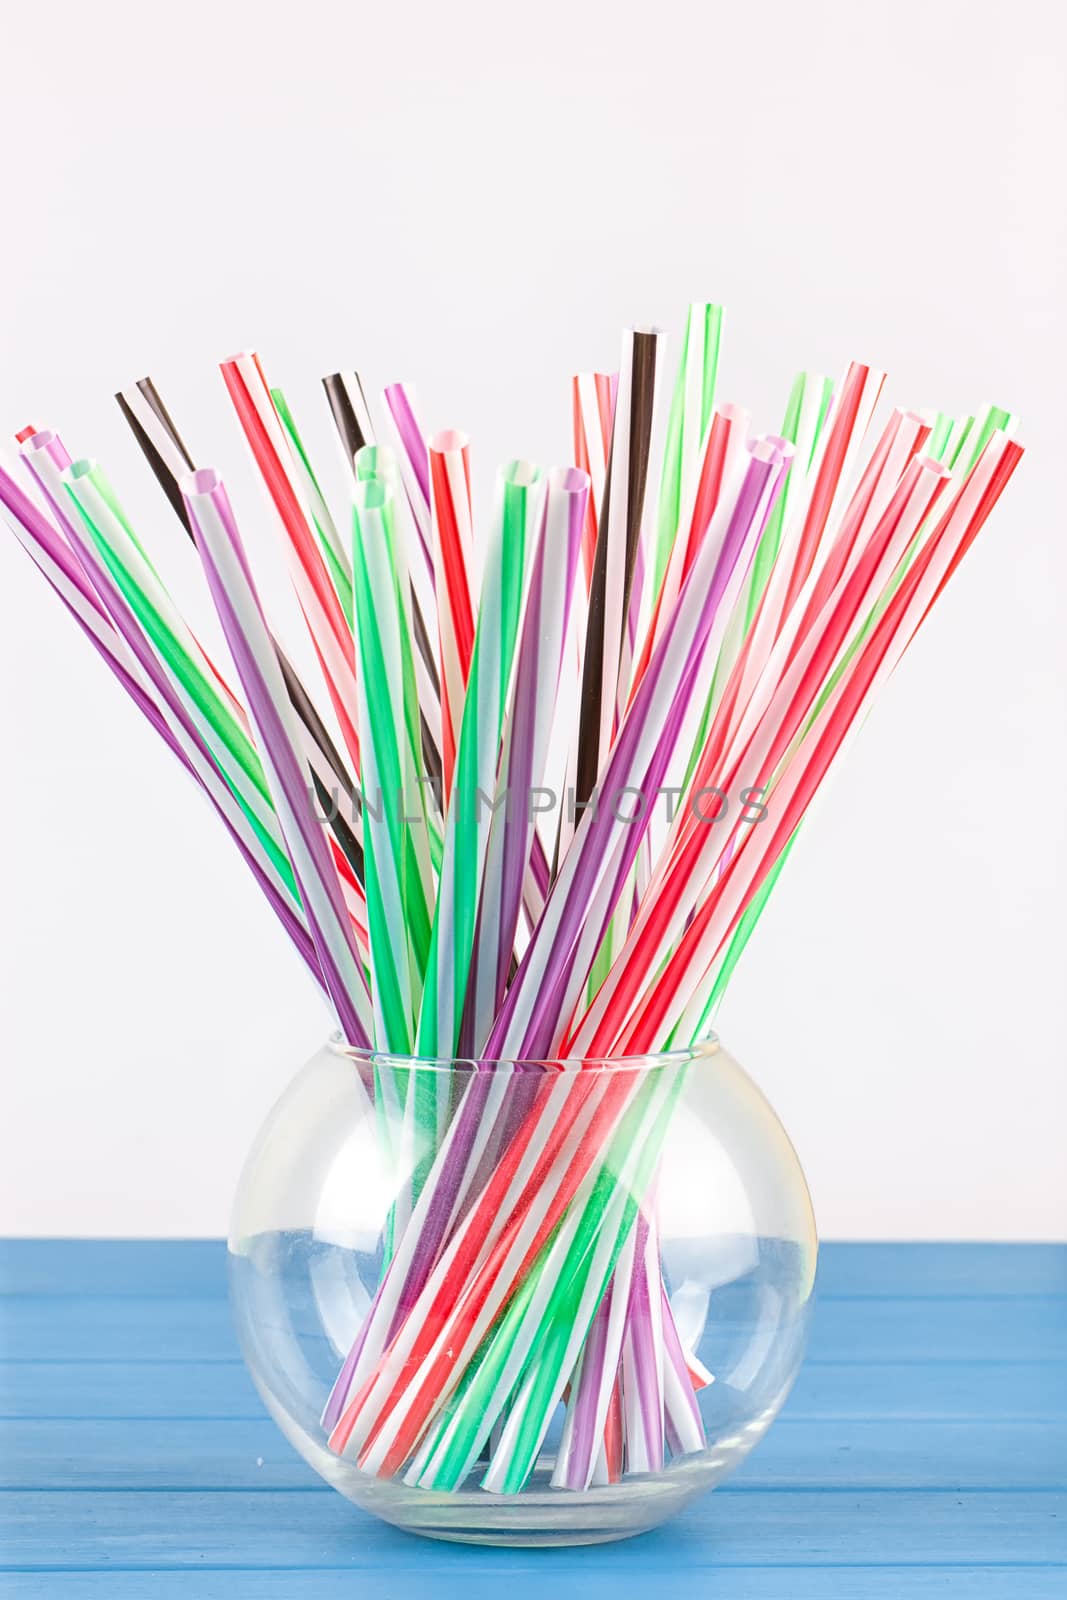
[229,1038,816,1546]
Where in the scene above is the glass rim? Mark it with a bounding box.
[326,1032,720,1074]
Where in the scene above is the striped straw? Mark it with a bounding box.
[468,1068,684,1493]
[381,381,439,648]
[460,466,587,1054]
[185,468,374,1045]
[220,351,362,772]
[269,385,351,616]
[574,328,660,810]
[0,454,323,983]
[60,456,294,886]
[637,402,751,694]
[351,475,435,1052]
[427,429,477,802]
[626,434,1023,1054]
[572,453,951,1058]
[13,435,324,981]
[382,382,433,558]
[332,441,790,1387]
[418,459,544,1056]
[556,377,616,865]
[778,360,886,618]
[340,1059,677,1480]
[322,371,374,474]
[115,376,369,905]
[323,380,444,793]
[652,303,724,600]
[490,438,789,1061]
[744,374,834,630]
[571,371,616,587]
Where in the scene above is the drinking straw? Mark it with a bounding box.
[324,442,788,1432]
[10,434,326,977]
[185,467,375,1046]
[0,454,325,982]
[778,360,886,618]
[351,1060,681,1483]
[428,429,477,802]
[490,438,788,1062]
[220,351,362,771]
[692,378,834,766]
[551,1220,640,1490]
[269,385,351,615]
[574,327,660,810]
[652,303,724,600]
[381,381,439,649]
[571,372,615,586]
[554,377,615,866]
[402,449,777,1295]
[382,379,435,582]
[691,830,798,1032]
[625,434,1023,1053]
[326,388,445,792]
[418,459,544,1056]
[115,375,369,901]
[350,474,435,1053]
[115,379,199,532]
[639,403,751,684]
[619,1211,666,1474]
[59,454,297,881]
[571,453,951,1058]
[704,403,923,795]
[743,373,834,631]
[704,415,1018,1017]
[475,1068,684,1493]
[707,409,933,779]
[924,410,955,463]
[460,466,587,1054]
[4,314,1028,1500]
[325,1058,626,1449]
[322,371,374,474]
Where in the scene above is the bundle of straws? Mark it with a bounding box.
[1,308,1022,1492]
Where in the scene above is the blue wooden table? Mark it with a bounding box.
[1,1241,1064,1597]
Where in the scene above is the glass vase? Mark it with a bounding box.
[228,1037,816,1546]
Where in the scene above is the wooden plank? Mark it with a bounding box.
[0,1241,227,1298]
[5,1293,1064,1363]
[3,1240,1063,1298]
[2,1568,1066,1599]
[0,1361,258,1420]
[814,1244,1067,1298]
[4,1357,1063,1422]
[4,1244,1065,1591]
[802,1297,1067,1363]
[786,1360,1067,1420]
[0,1298,237,1361]
[1,1489,1064,1569]
[4,1417,1066,1492]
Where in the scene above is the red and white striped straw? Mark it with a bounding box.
[428,428,476,802]
[220,352,362,773]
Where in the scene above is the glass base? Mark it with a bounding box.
[230,1041,817,1545]
[263,1389,740,1545]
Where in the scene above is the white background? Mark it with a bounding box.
[0,0,1063,1239]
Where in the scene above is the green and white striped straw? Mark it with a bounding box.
[416,460,544,1057]
[62,459,298,904]
[652,302,723,599]
[271,385,353,623]
[351,474,434,1053]
[408,1062,683,1491]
